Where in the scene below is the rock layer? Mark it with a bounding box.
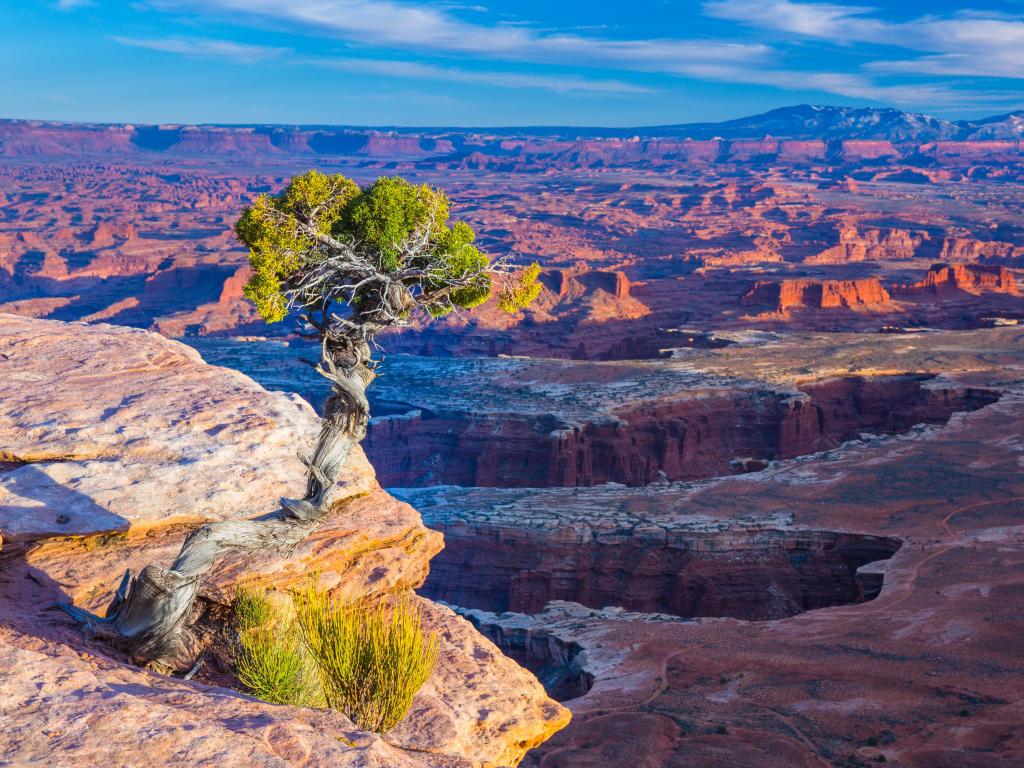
[419,525,902,619]
[0,316,569,768]
[740,277,891,313]
[395,327,1024,768]
[367,374,997,488]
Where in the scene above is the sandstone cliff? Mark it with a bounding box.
[805,225,923,263]
[893,262,1018,295]
[0,315,568,767]
[739,277,892,314]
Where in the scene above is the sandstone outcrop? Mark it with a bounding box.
[0,315,569,767]
[939,237,1024,266]
[739,277,891,313]
[893,262,1018,295]
[805,224,923,263]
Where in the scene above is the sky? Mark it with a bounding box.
[3,0,1024,126]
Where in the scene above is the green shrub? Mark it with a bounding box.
[235,171,541,324]
[293,580,438,734]
[232,585,323,707]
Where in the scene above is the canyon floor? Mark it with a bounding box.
[2,116,1024,766]
[189,326,1024,767]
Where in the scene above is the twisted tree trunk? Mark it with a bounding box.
[55,344,376,672]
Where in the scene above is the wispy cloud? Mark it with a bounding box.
[677,63,1018,109]
[56,0,93,8]
[705,0,1024,80]
[150,0,770,73]
[704,1,886,40]
[314,57,651,93]
[132,0,1024,111]
[112,36,288,63]
[112,35,649,93]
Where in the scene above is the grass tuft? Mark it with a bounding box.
[293,578,438,734]
[232,584,323,707]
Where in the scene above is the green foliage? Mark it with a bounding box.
[236,195,307,323]
[497,262,543,313]
[342,176,449,273]
[232,585,324,707]
[426,221,492,316]
[280,171,360,232]
[293,579,438,734]
[234,171,541,325]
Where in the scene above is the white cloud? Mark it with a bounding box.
[313,57,651,93]
[132,0,1024,110]
[704,1,887,41]
[679,63,1016,109]
[150,0,770,73]
[112,36,288,63]
[112,35,649,93]
[705,0,1024,79]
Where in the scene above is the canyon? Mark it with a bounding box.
[184,326,1024,765]
[2,106,1024,767]
[2,109,1024,359]
[397,327,1024,767]
[365,370,997,488]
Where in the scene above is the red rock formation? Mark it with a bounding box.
[939,237,1024,266]
[88,221,137,248]
[893,263,1018,295]
[840,140,899,160]
[364,376,997,488]
[806,224,923,263]
[740,277,891,312]
[540,267,631,300]
[1,129,1021,346]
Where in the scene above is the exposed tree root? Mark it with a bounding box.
[54,350,375,672]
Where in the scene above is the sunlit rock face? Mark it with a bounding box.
[0,316,569,768]
[893,263,1018,295]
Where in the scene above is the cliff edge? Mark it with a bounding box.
[0,314,569,768]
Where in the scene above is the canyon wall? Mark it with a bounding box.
[2,120,1023,167]
[366,375,998,488]
[419,522,902,620]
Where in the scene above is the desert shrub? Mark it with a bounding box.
[232,585,323,707]
[293,579,438,734]
[235,171,540,324]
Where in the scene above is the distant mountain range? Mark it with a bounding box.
[2,105,1023,160]
[630,104,1024,142]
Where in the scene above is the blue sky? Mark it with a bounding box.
[3,0,1024,126]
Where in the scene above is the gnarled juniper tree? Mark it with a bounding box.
[56,172,540,670]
